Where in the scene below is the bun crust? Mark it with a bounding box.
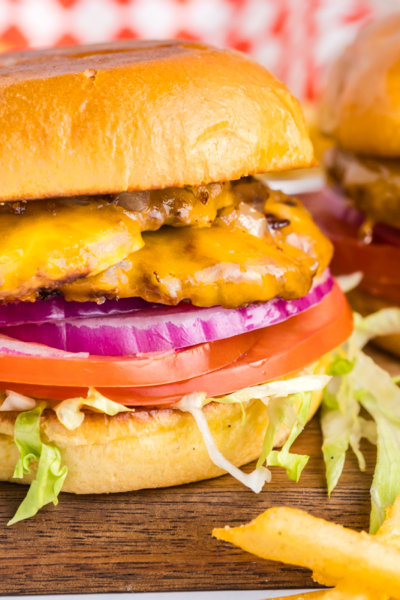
[348,288,400,357]
[319,14,400,156]
[0,390,322,494]
[0,40,313,201]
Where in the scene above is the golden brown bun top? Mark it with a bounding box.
[319,14,400,157]
[0,40,314,201]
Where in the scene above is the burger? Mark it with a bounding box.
[301,15,400,356]
[0,40,352,525]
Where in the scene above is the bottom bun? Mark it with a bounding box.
[0,377,324,495]
[348,288,400,357]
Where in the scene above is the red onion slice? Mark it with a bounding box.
[0,296,152,327]
[0,271,333,356]
[0,333,89,358]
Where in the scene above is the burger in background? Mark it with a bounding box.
[300,14,400,357]
[0,40,352,525]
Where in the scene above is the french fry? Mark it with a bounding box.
[273,593,327,599]
[273,592,374,600]
[212,507,400,597]
[377,494,400,550]
[270,498,400,600]
[314,591,378,600]
[215,497,400,600]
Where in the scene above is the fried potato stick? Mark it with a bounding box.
[284,497,400,599]
[273,592,374,600]
[213,507,400,597]
[377,495,400,550]
[273,593,327,599]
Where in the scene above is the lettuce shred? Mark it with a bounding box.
[7,389,134,525]
[200,374,329,486]
[321,308,400,533]
[8,401,68,526]
[176,392,271,493]
[265,392,311,481]
[54,387,133,430]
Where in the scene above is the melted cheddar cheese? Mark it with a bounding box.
[62,184,332,308]
[0,178,332,307]
[0,183,235,303]
[218,179,332,278]
[61,225,321,307]
[0,199,144,303]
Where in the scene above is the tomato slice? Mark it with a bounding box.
[301,190,400,302]
[3,282,353,405]
[0,328,262,388]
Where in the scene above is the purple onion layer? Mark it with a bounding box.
[0,270,334,356]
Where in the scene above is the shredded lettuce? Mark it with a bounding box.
[352,352,400,533]
[320,310,400,533]
[176,392,271,493]
[209,376,330,402]
[353,308,400,350]
[321,402,351,496]
[321,394,376,496]
[54,387,133,430]
[7,388,132,525]
[327,356,354,377]
[180,375,329,490]
[256,395,294,469]
[206,375,329,432]
[12,401,47,479]
[8,401,68,526]
[266,392,312,481]
[358,390,400,534]
[321,353,375,496]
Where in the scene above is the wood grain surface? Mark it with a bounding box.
[0,347,398,596]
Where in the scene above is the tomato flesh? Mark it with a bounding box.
[0,328,262,388]
[2,282,353,406]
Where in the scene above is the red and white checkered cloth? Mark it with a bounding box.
[0,0,376,99]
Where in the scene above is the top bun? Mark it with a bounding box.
[0,40,313,201]
[319,14,400,157]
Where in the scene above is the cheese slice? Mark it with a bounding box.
[0,183,235,303]
[0,199,144,303]
[62,191,333,308]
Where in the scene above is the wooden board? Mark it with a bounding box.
[0,347,398,596]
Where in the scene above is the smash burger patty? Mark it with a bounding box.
[0,40,352,525]
[0,179,330,305]
[324,147,400,230]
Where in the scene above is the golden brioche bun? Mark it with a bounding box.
[319,14,400,157]
[301,101,335,161]
[0,40,313,201]
[0,388,322,494]
[348,288,400,357]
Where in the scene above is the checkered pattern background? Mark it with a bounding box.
[0,0,380,99]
